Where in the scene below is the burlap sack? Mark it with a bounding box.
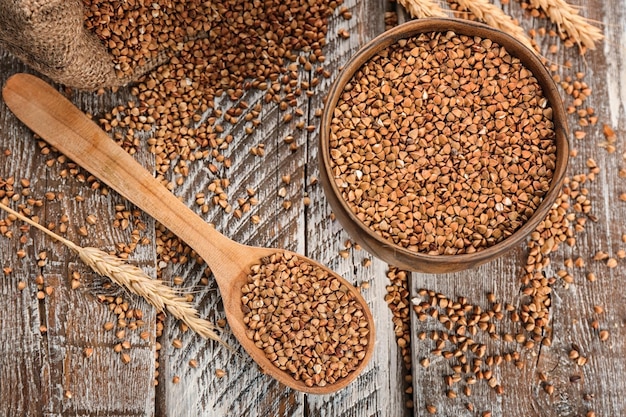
[0,0,125,90]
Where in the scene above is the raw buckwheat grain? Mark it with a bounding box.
[241,251,369,387]
[329,31,557,255]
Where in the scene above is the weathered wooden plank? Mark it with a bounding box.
[2,0,622,416]
[155,0,410,415]
[410,1,626,416]
[151,32,355,417]
[304,0,411,416]
[0,54,47,417]
[152,51,308,417]
[411,249,542,416]
[39,174,158,416]
[0,53,159,415]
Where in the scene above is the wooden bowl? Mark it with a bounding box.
[319,18,569,274]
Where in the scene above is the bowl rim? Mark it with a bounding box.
[319,17,569,271]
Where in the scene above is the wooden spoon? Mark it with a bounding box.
[2,73,375,394]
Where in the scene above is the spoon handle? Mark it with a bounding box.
[2,73,239,272]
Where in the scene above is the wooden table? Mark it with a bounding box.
[0,1,623,416]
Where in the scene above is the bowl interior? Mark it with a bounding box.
[319,18,569,273]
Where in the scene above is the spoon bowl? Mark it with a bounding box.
[2,73,375,394]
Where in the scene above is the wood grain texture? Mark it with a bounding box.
[410,1,626,416]
[0,56,158,416]
[152,39,306,417]
[156,0,408,413]
[1,0,623,416]
[0,56,46,417]
[305,1,410,416]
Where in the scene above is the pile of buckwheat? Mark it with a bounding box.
[241,251,370,387]
[74,0,352,381]
[329,30,558,255]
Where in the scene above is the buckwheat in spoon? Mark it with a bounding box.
[3,73,375,394]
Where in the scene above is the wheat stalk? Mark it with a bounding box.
[397,0,448,18]
[451,0,536,53]
[0,201,224,344]
[525,0,603,51]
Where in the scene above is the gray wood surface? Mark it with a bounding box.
[1,0,624,416]
[410,1,626,416]
[1,0,407,416]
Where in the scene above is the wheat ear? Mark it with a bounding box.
[451,0,536,53]
[526,0,603,51]
[397,0,448,18]
[0,201,224,344]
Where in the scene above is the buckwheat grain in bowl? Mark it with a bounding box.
[319,18,569,273]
